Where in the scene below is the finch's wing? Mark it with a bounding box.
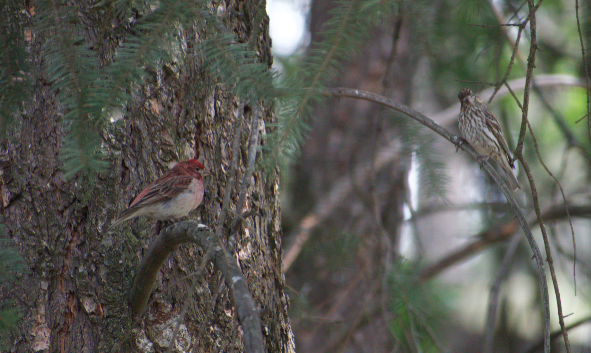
[483,108,515,168]
[129,172,194,208]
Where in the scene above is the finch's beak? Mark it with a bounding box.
[200,169,212,177]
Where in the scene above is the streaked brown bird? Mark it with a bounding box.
[108,159,210,230]
[458,89,521,190]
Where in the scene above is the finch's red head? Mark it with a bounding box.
[173,159,209,179]
[185,159,205,170]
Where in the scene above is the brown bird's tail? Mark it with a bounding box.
[501,166,521,191]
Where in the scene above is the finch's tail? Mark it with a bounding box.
[107,208,137,231]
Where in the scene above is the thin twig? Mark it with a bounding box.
[210,111,246,304]
[513,0,542,160]
[236,107,260,215]
[505,82,578,295]
[491,2,591,162]
[531,83,588,160]
[491,3,563,351]
[517,155,570,353]
[498,7,573,342]
[467,23,522,27]
[487,0,525,103]
[282,139,403,271]
[526,120,577,293]
[408,201,511,219]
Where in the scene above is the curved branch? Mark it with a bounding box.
[322,86,551,353]
[130,221,264,353]
[283,74,587,272]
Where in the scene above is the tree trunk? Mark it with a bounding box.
[1,0,294,352]
[286,0,420,351]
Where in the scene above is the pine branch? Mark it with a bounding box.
[0,0,32,136]
[266,0,397,170]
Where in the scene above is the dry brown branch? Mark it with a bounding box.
[491,1,591,163]
[512,2,569,350]
[487,0,526,103]
[130,222,264,353]
[505,83,578,295]
[513,0,541,159]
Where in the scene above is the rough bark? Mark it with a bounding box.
[1,0,294,352]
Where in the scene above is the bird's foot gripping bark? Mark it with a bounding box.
[454,136,467,153]
[156,220,175,234]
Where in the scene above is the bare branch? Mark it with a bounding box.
[490,1,591,162]
[574,0,591,140]
[513,0,541,159]
[487,0,526,103]
[506,83,579,295]
[282,138,403,271]
[321,86,551,353]
[130,221,264,353]
[518,156,569,353]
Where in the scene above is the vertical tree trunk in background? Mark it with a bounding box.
[287,0,420,351]
[1,0,294,352]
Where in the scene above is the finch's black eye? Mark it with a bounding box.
[196,167,199,171]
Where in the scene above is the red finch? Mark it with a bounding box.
[109,159,210,230]
[458,89,521,190]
